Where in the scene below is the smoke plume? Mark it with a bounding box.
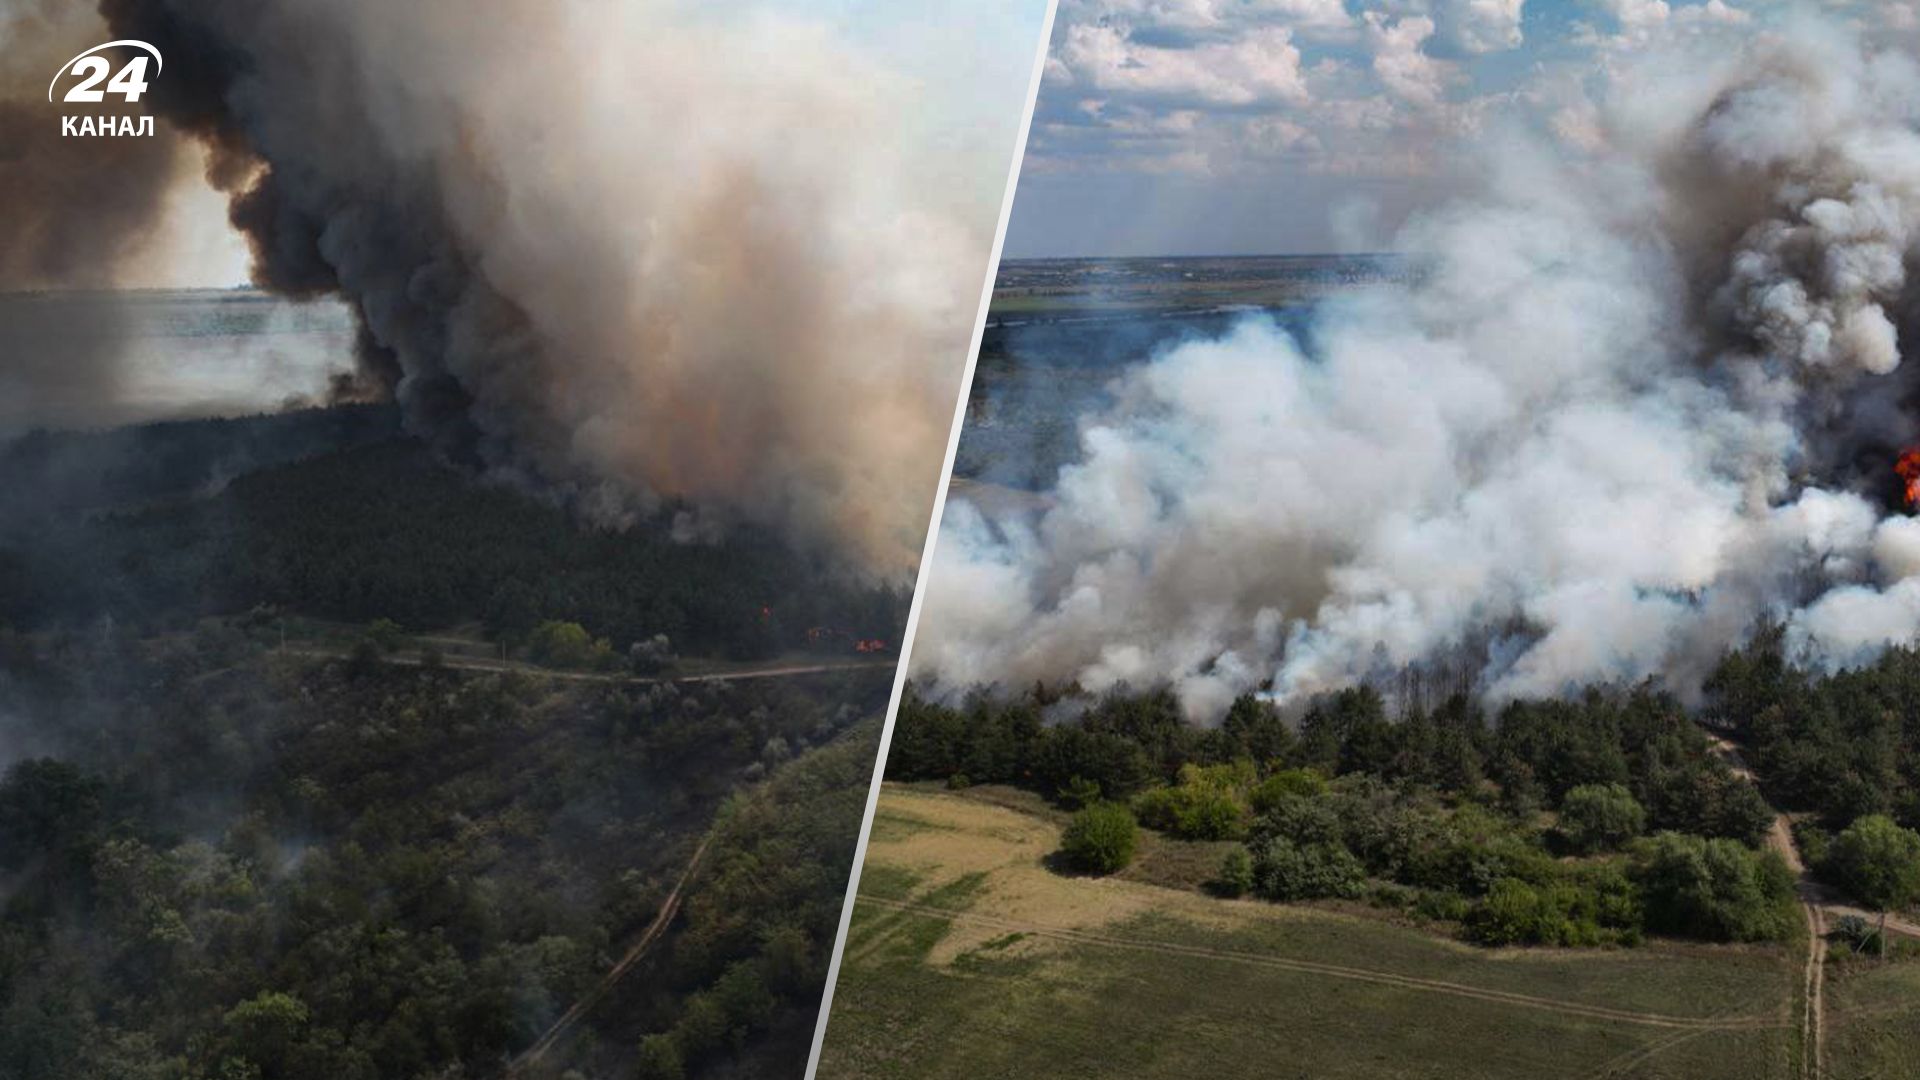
[81,0,1012,572]
[0,0,192,424]
[917,16,1920,720]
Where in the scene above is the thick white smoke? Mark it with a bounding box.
[916,17,1920,720]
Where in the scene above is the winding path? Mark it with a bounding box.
[1701,733,1920,1079]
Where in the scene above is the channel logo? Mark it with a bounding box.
[49,39,162,137]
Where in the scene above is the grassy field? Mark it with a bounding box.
[1823,955,1920,1079]
[816,785,1832,1080]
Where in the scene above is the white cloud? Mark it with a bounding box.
[1436,0,1526,52]
[1364,12,1452,108]
[1050,22,1313,105]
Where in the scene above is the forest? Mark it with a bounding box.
[0,413,905,661]
[0,407,902,1079]
[888,636,1920,951]
[0,622,886,1080]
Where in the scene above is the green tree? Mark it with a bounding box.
[527,620,611,669]
[1250,836,1366,902]
[636,1033,685,1080]
[1216,846,1255,898]
[1633,832,1797,942]
[222,991,311,1078]
[1558,783,1647,854]
[1826,815,1920,911]
[1249,768,1329,814]
[1059,802,1139,874]
[364,618,404,653]
[0,758,105,873]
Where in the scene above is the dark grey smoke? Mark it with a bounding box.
[93,0,1011,571]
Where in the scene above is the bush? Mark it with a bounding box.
[364,618,404,653]
[1250,836,1366,902]
[1215,846,1255,897]
[1826,815,1920,912]
[1464,873,1639,948]
[1249,768,1329,814]
[1633,832,1798,942]
[1057,775,1102,810]
[527,620,616,670]
[1414,890,1471,923]
[1466,878,1555,945]
[1558,783,1647,854]
[1133,783,1245,841]
[636,1033,685,1080]
[1059,802,1138,874]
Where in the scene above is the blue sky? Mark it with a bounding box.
[1004,0,1910,256]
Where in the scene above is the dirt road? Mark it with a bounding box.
[505,835,716,1076]
[279,646,892,685]
[1701,732,1920,1079]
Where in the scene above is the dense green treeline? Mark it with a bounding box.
[1708,628,1920,831]
[889,680,1803,948]
[0,626,886,1080]
[0,406,402,525]
[2,439,905,660]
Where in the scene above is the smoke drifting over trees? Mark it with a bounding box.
[8,0,1020,571]
[106,0,1011,571]
[919,16,1920,720]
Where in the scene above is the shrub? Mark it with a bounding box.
[1250,836,1366,902]
[364,618,404,653]
[1216,846,1255,897]
[528,620,615,669]
[1413,890,1471,923]
[1249,768,1329,814]
[1466,878,1553,945]
[1633,832,1798,942]
[1826,814,1920,912]
[636,1033,685,1080]
[1057,775,1102,809]
[1133,783,1246,841]
[1558,783,1646,854]
[1464,874,1637,948]
[1060,802,1139,874]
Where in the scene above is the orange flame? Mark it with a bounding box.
[1898,450,1920,508]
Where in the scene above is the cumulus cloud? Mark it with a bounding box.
[1049,22,1312,106]
[1364,13,1453,108]
[1433,0,1527,54]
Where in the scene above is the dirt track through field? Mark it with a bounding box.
[859,895,1785,1032]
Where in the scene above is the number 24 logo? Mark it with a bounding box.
[48,40,164,104]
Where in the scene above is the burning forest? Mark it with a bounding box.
[916,13,1920,721]
[6,0,1024,574]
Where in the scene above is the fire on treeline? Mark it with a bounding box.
[1898,450,1920,508]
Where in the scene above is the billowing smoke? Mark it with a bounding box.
[0,0,187,423]
[84,0,1011,572]
[916,17,1920,720]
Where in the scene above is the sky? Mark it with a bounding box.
[4,0,1050,290]
[1003,0,1920,256]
